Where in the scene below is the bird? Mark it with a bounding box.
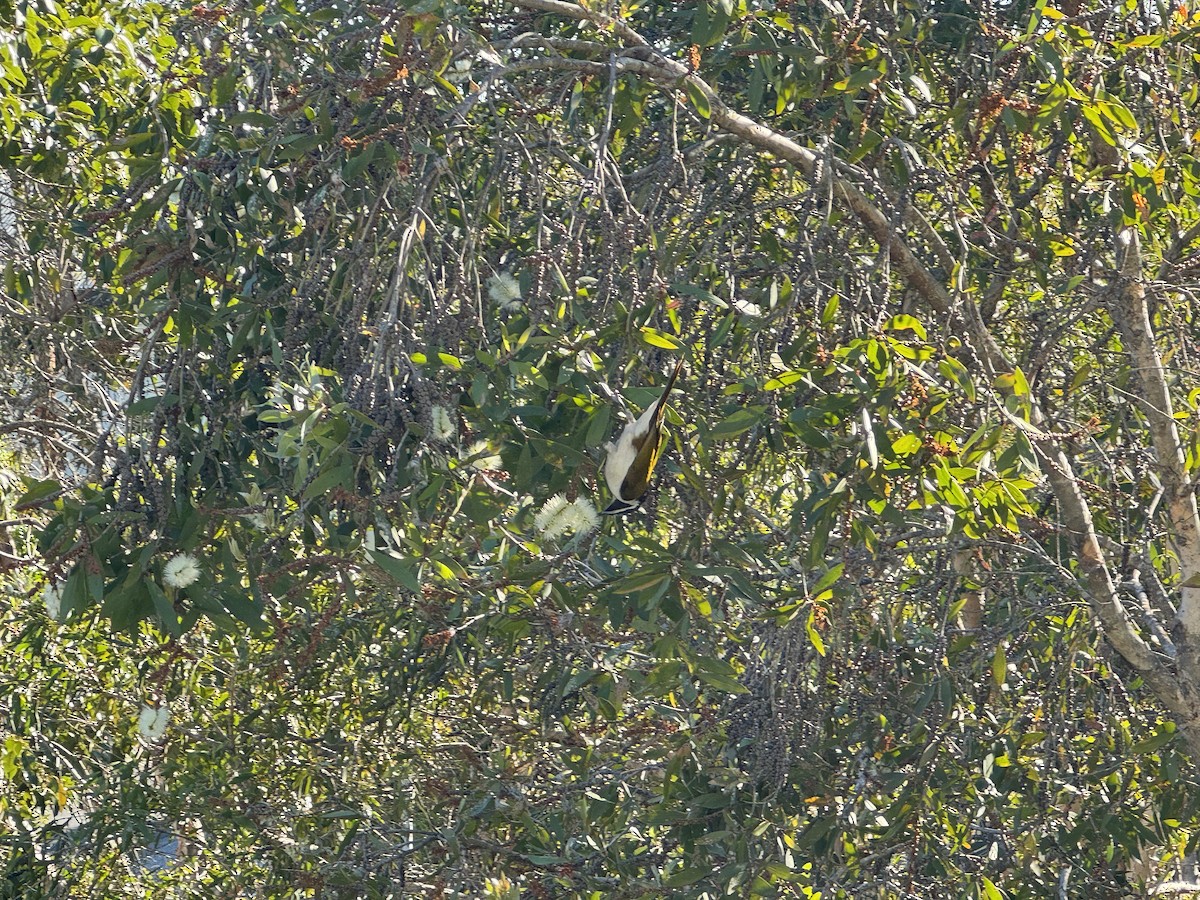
[602,356,684,515]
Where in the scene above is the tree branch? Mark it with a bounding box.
[509,0,1011,374]
[1108,226,1200,636]
[503,0,1200,744]
[1034,440,1163,672]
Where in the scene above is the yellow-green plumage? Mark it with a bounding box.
[602,357,683,515]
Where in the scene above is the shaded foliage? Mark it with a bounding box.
[4,0,1200,897]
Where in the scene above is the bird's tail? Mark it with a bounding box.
[653,356,685,421]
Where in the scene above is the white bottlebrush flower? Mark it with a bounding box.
[564,498,600,536]
[535,495,599,541]
[462,440,501,471]
[137,704,170,741]
[534,494,570,537]
[163,553,201,589]
[487,272,523,312]
[42,582,63,622]
[431,405,457,441]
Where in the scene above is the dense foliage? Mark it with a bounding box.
[5,0,1200,896]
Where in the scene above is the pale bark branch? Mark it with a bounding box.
[952,548,983,632]
[1157,219,1200,281]
[1109,226,1200,636]
[1035,441,1163,672]
[509,0,1010,373]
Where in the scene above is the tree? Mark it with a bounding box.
[5,0,1200,896]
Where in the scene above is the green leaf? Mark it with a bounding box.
[939,356,976,402]
[1080,103,1117,145]
[692,791,732,809]
[806,608,827,657]
[664,866,710,888]
[303,463,354,500]
[833,67,880,93]
[1130,722,1177,755]
[216,579,266,628]
[228,111,276,130]
[1011,367,1030,398]
[147,580,182,636]
[86,564,104,604]
[1097,94,1137,131]
[524,853,568,866]
[60,567,90,621]
[764,371,805,391]
[980,876,1004,900]
[127,394,180,417]
[15,478,61,509]
[884,314,927,340]
[691,0,731,46]
[1123,34,1164,48]
[821,294,840,325]
[585,405,612,448]
[638,327,684,351]
[992,643,1007,686]
[695,667,748,694]
[102,579,154,631]
[214,70,237,104]
[708,407,763,439]
[811,563,844,596]
[366,549,421,593]
[685,81,711,119]
[342,144,377,182]
[613,567,673,595]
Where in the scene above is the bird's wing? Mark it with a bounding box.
[617,427,665,501]
[617,358,684,501]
